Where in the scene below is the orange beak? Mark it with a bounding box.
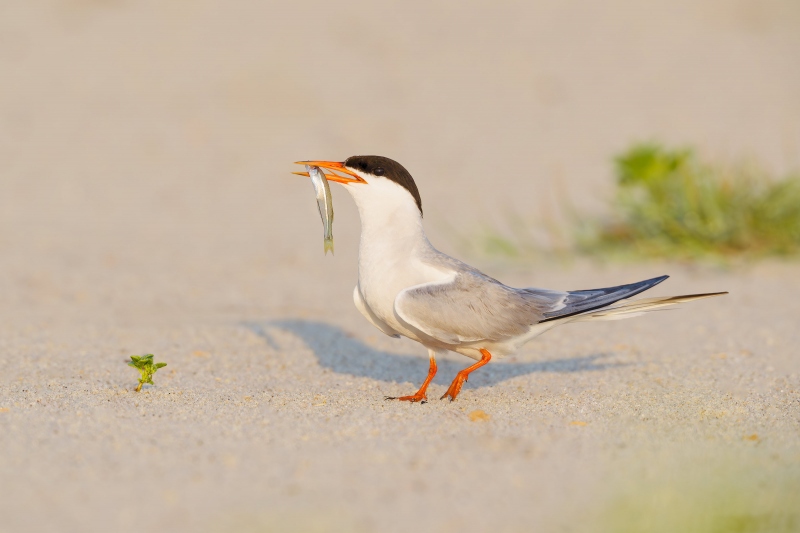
[292,160,366,184]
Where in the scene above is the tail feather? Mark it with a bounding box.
[571,292,728,322]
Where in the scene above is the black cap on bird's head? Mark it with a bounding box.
[343,155,422,215]
[293,155,423,215]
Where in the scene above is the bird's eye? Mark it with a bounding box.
[374,167,385,176]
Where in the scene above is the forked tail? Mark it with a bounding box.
[570,292,728,322]
[539,275,727,324]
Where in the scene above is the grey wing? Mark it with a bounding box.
[539,275,669,322]
[394,272,566,345]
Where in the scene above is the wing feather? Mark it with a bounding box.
[394,272,564,345]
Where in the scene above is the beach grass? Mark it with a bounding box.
[466,143,800,263]
[581,143,800,260]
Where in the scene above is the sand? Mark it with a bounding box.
[1,1,799,532]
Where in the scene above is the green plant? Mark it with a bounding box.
[583,143,800,259]
[592,450,800,533]
[464,143,800,263]
[128,354,167,392]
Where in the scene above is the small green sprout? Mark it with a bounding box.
[128,354,167,392]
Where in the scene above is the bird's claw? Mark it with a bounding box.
[385,394,427,403]
[440,373,468,401]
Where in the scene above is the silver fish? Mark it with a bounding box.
[307,165,334,255]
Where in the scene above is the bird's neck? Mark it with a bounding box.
[346,185,432,275]
[359,197,430,258]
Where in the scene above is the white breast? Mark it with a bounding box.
[341,175,451,340]
[358,247,449,337]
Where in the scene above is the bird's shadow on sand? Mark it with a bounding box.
[244,319,626,390]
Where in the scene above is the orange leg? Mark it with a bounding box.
[386,354,438,403]
[441,348,492,401]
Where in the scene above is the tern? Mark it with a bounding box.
[293,156,726,402]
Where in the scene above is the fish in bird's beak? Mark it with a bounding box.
[292,161,367,184]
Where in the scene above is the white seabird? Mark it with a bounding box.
[293,156,726,402]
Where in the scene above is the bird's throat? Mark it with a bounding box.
[357,200,429,270]
[345,181,431,292]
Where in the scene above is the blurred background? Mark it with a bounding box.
[1,1,799,532]
[2,1,799,320]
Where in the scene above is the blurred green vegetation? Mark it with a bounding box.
[582,144,800,260]
[591,451,800,533]
[465,143,800,263]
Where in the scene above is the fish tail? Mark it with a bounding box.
[324,239,334,255]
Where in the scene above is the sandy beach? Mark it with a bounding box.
[1,1,799,531]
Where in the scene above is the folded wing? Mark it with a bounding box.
[539,275,669,322]
[395,273,678,345]
[394,272,565,345]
